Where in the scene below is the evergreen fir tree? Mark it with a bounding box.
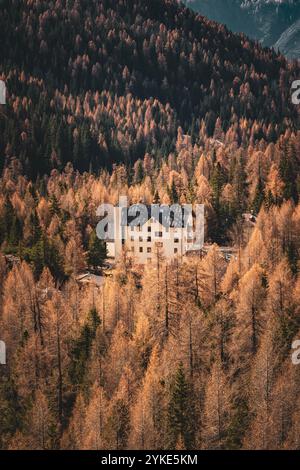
[167,363,195,449]
[167,180,179,204]
[210,163,225,214]
[88,231,107,271]
[252,175,265,214]
[69,308,101,391]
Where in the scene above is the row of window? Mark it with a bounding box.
[129,235,180,243]
[131,246,179,254]
[129,226,193,235]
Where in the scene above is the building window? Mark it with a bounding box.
[174,238,179,243]
[155,231,163,238]
[147,247,151,253]
[130,226,134,232]
[139,236,143,242]
[174,248,178,254]
[147,236,151,242]
[139,247,143,253]
[130,236,134,242]
[148,226,151,232]
[156,242,163,248]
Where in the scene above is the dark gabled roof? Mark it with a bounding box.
[120,204,193,229]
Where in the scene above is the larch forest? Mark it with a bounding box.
[0,0,300,452]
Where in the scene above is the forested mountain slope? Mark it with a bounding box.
[0,0,299,178]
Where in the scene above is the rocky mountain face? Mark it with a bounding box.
[185,0,300,59]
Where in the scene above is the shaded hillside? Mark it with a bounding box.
[0,0,299,177]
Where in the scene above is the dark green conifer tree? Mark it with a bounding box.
[167,363,195,450]
[88,231,107,271]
